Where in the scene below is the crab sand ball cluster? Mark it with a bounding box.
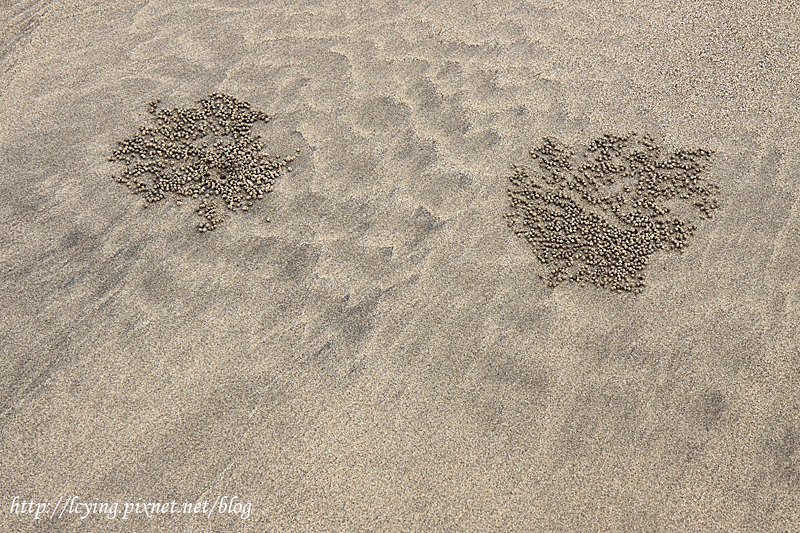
[109,93,296,232]
[506,133,720,294]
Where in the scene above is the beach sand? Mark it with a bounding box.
[1,0,799,531]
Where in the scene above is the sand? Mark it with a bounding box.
[1,0,799,531]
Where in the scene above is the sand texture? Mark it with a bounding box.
[2,0,800,531]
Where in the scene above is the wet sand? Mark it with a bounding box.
[1,1,799,531]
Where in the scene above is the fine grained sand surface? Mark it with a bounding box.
[1,1,799,531]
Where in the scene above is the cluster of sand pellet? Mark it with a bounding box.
[110,93,296,232]
[506,133,720,293]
